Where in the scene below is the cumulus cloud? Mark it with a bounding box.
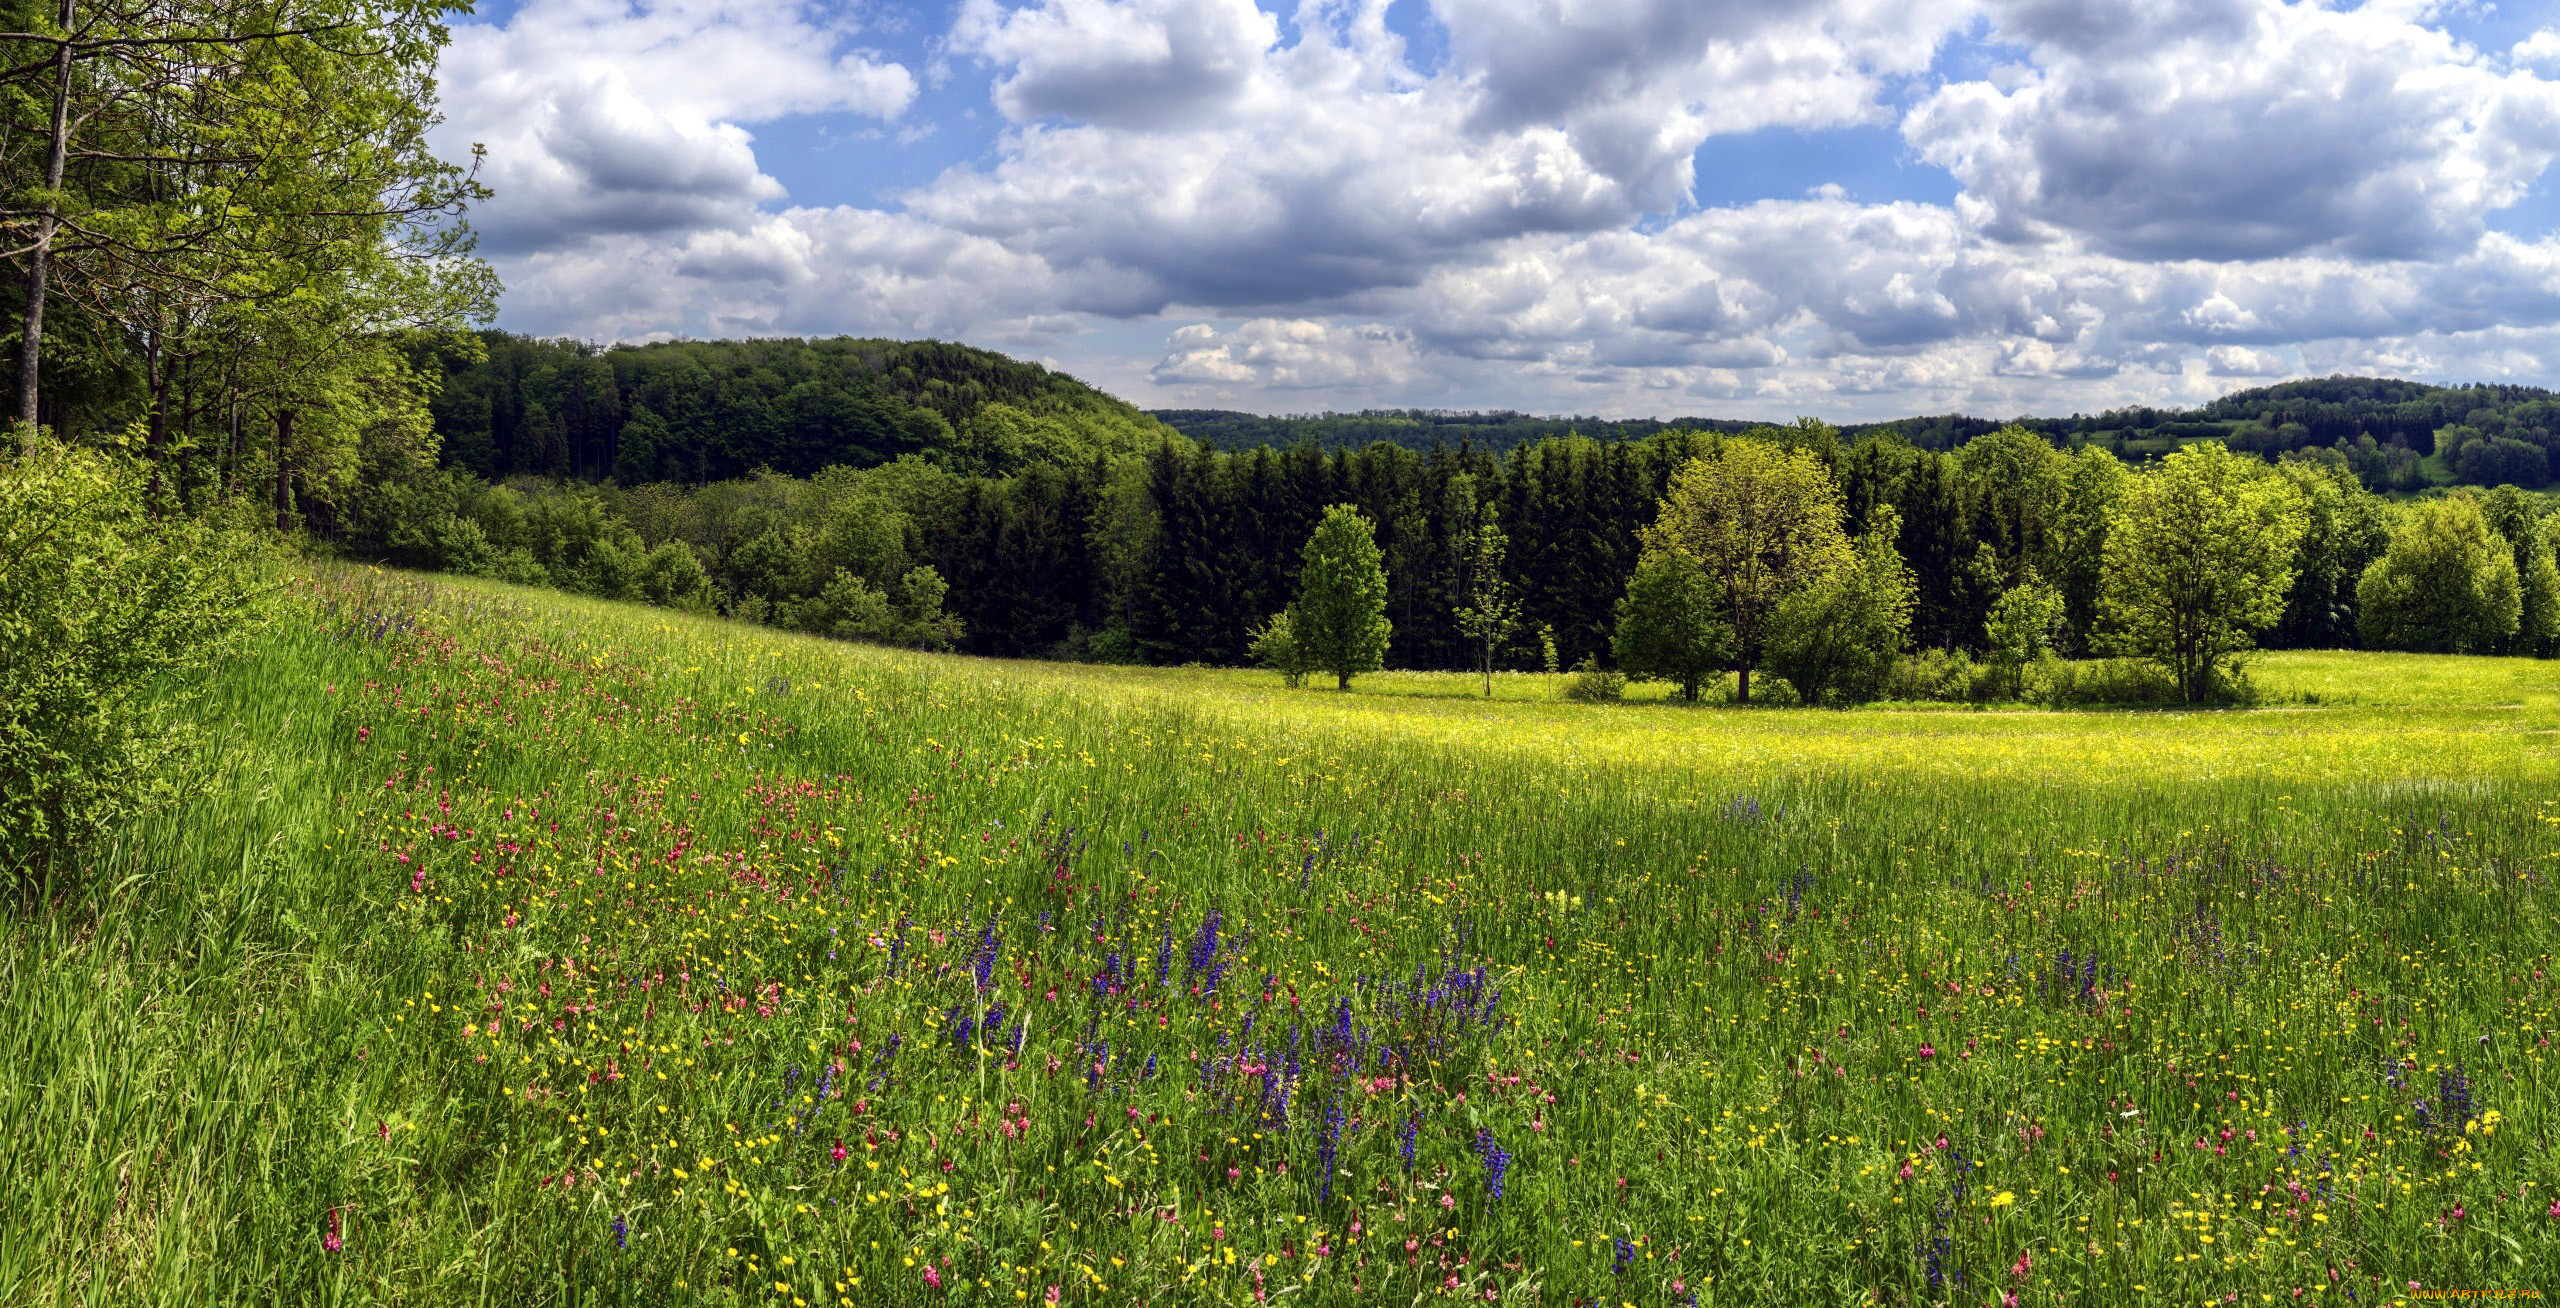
[439,0,916,254]
[461,0,2560,420]
[1151,319,1424,390]
[1907,0,2560,261]
[950,0,1279,127]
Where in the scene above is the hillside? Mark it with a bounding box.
[421,333,1183,483]
[421,338,2560,492]
[1155,375,2560,488]
[14,564,2554,1301]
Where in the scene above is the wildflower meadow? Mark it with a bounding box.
[6,566,2557,1307]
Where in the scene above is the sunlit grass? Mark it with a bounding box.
[6,564,2555,1306]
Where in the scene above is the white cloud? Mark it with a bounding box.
[1151,319,1424,390]
[1906,0,2560,261]
[950,0,1279,128]
[439,0,916,254]
[463,0,2560,422]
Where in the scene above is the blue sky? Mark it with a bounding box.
[436,0,2560,421]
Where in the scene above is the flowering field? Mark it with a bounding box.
[6,568,2558,1307]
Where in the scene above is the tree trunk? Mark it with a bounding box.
[1737,664,1752,704]
[273,408,295,533]
[16,2,74,427]
[1336,671,1349,691]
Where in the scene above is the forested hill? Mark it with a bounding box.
[1158,376,2560,488]
[422,333,1182,483]
[1151,408,1766,452]
[423,332,2560,492]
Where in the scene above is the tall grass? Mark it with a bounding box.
[5,565,2554,1305]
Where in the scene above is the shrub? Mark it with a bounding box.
[0,436,272,889]
[640,540,717,613]
[1562,656,1626,703]
[1249,609,1317,687]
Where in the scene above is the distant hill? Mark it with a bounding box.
[422,333,1183,483]
[1149,408,1765,453]
[420,337,2560,492]
[1157,375,2560,488]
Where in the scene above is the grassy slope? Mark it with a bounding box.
[6,568,2557,1305]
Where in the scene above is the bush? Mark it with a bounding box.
[640,540,717,613]
[0,436,272,888]
[1562,656,1626,703]
[1882,647,1994,702]
[1249,609,1318,687]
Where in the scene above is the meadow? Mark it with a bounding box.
[5,566,2556,1307]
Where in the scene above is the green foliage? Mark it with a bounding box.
[1248,610,1316,688]
[2477,485,2559,656]
[1645,439,1852,703]
[639,540,715,614]
[1560,655,1625,702]
[2523,518,2560,658]
[1451,517,1518,697]
[2356,495,2522,655]
[1292,504,1391,690]
[1984,568,2066,697]
[1762,507,1916,705]
[2099,442,2307,702]
[2272,458,2389,648]
[1610,549,1731,701]
[787,565,962,651]
[0,438,269,884]
[428,334,1181,484]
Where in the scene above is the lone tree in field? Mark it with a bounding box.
[1612,548,1730,701]
[1452,514,1518,698]
[1294,504,1391,690]
[2099,442,2306,703]
[1641,438,1850,703]
[2355,494,2521,654]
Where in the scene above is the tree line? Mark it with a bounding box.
[344,416,2560,704]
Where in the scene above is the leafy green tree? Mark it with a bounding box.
[2356,495,2522,654]
[1451,516,1518,698]
[1956,424,2068,584]
[1763,506,1914,705]
[1292,503,1390,690]
[2098,442,2307,702]
[2272,459,2388,648]
[2479,485,2558,655]
[1610,549,1730,701]
[1640,439,1850,703]
[1984,568,2065,699]
[1248,609,1316,688]
[2053,446,2130,653]
[641,540,716,613]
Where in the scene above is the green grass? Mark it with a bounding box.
[7,565,2557,1306]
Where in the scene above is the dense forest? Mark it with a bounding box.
[1161,376,2560,485]
[1152,407,1762,453]
[419,333,1179,483]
